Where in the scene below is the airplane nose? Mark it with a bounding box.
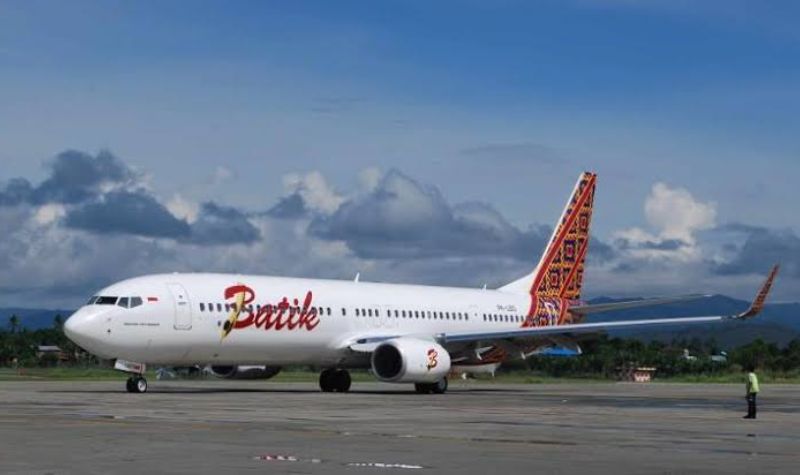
[64,307,110,355]
[63,312,83,342]
[64,309,91,346]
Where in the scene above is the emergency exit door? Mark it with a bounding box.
[167,283,192,330]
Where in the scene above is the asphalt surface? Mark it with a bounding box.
[1,379,798,474]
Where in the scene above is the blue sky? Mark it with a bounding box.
[0,1,798,307]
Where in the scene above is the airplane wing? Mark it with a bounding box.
[348,265,779,353]
[568,294,711,315]
[441,264,779,346]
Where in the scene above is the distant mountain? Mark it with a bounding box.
[586,295,800,347]
[1,308,74,331]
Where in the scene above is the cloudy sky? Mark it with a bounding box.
[0,1,798,307]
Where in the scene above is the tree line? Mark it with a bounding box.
[2,315,799,378]
[513,336,800,378]
[1,315,96,367]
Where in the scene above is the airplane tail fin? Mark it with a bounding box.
[500,172,597,300]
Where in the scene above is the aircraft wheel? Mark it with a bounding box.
[319,369,335,392]
[431,377,448,394]
[333,369,351,393]
[133,376,148,393]
[126,376,147,393]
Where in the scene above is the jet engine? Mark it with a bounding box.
[371,338,451,383]
[208,365,282,380]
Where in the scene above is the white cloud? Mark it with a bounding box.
[358,167,382,192]
[0,158,795,307]
[614,182,716,262]
[33,203,66,226]
[282,171,344,215]
[166,193,200,223]
[645,183,716,242]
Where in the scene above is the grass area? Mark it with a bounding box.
[2,367,799,384]
[0,367,127,381]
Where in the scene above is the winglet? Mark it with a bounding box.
[736,264,780,319]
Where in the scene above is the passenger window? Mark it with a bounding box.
[216,303,222,312]
[342,308,347,316]
[199,303,205,312]
[130,297,143,308]
[118,297,129,308]
[356,309,360,317]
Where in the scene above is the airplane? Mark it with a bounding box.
[63,172,780,394]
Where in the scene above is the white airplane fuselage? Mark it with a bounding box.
[65,273,531,366]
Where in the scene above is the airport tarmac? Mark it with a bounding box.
[1,380,798,474]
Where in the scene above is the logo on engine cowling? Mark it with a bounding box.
[426,348,438,371]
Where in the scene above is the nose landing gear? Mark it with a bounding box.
[126,375,148,393]
[319,368,351,392]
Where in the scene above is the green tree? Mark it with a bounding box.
[8,315,20,334]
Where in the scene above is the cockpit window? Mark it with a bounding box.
[88,295,144,308]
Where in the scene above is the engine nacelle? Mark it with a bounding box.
[208,365,282,380]
[371,338,451,383]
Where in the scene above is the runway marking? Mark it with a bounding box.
[347,462,425,469]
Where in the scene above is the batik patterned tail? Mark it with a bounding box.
[530,172,596,301]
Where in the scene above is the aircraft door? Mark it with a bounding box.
[167,283,192,330]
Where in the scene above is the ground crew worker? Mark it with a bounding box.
[744,366,760,419]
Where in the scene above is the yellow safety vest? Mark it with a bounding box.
[747,372,760,394]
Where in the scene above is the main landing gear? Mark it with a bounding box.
[126,375,148,393]
[415,377,448,394]
[319,368,351,392]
